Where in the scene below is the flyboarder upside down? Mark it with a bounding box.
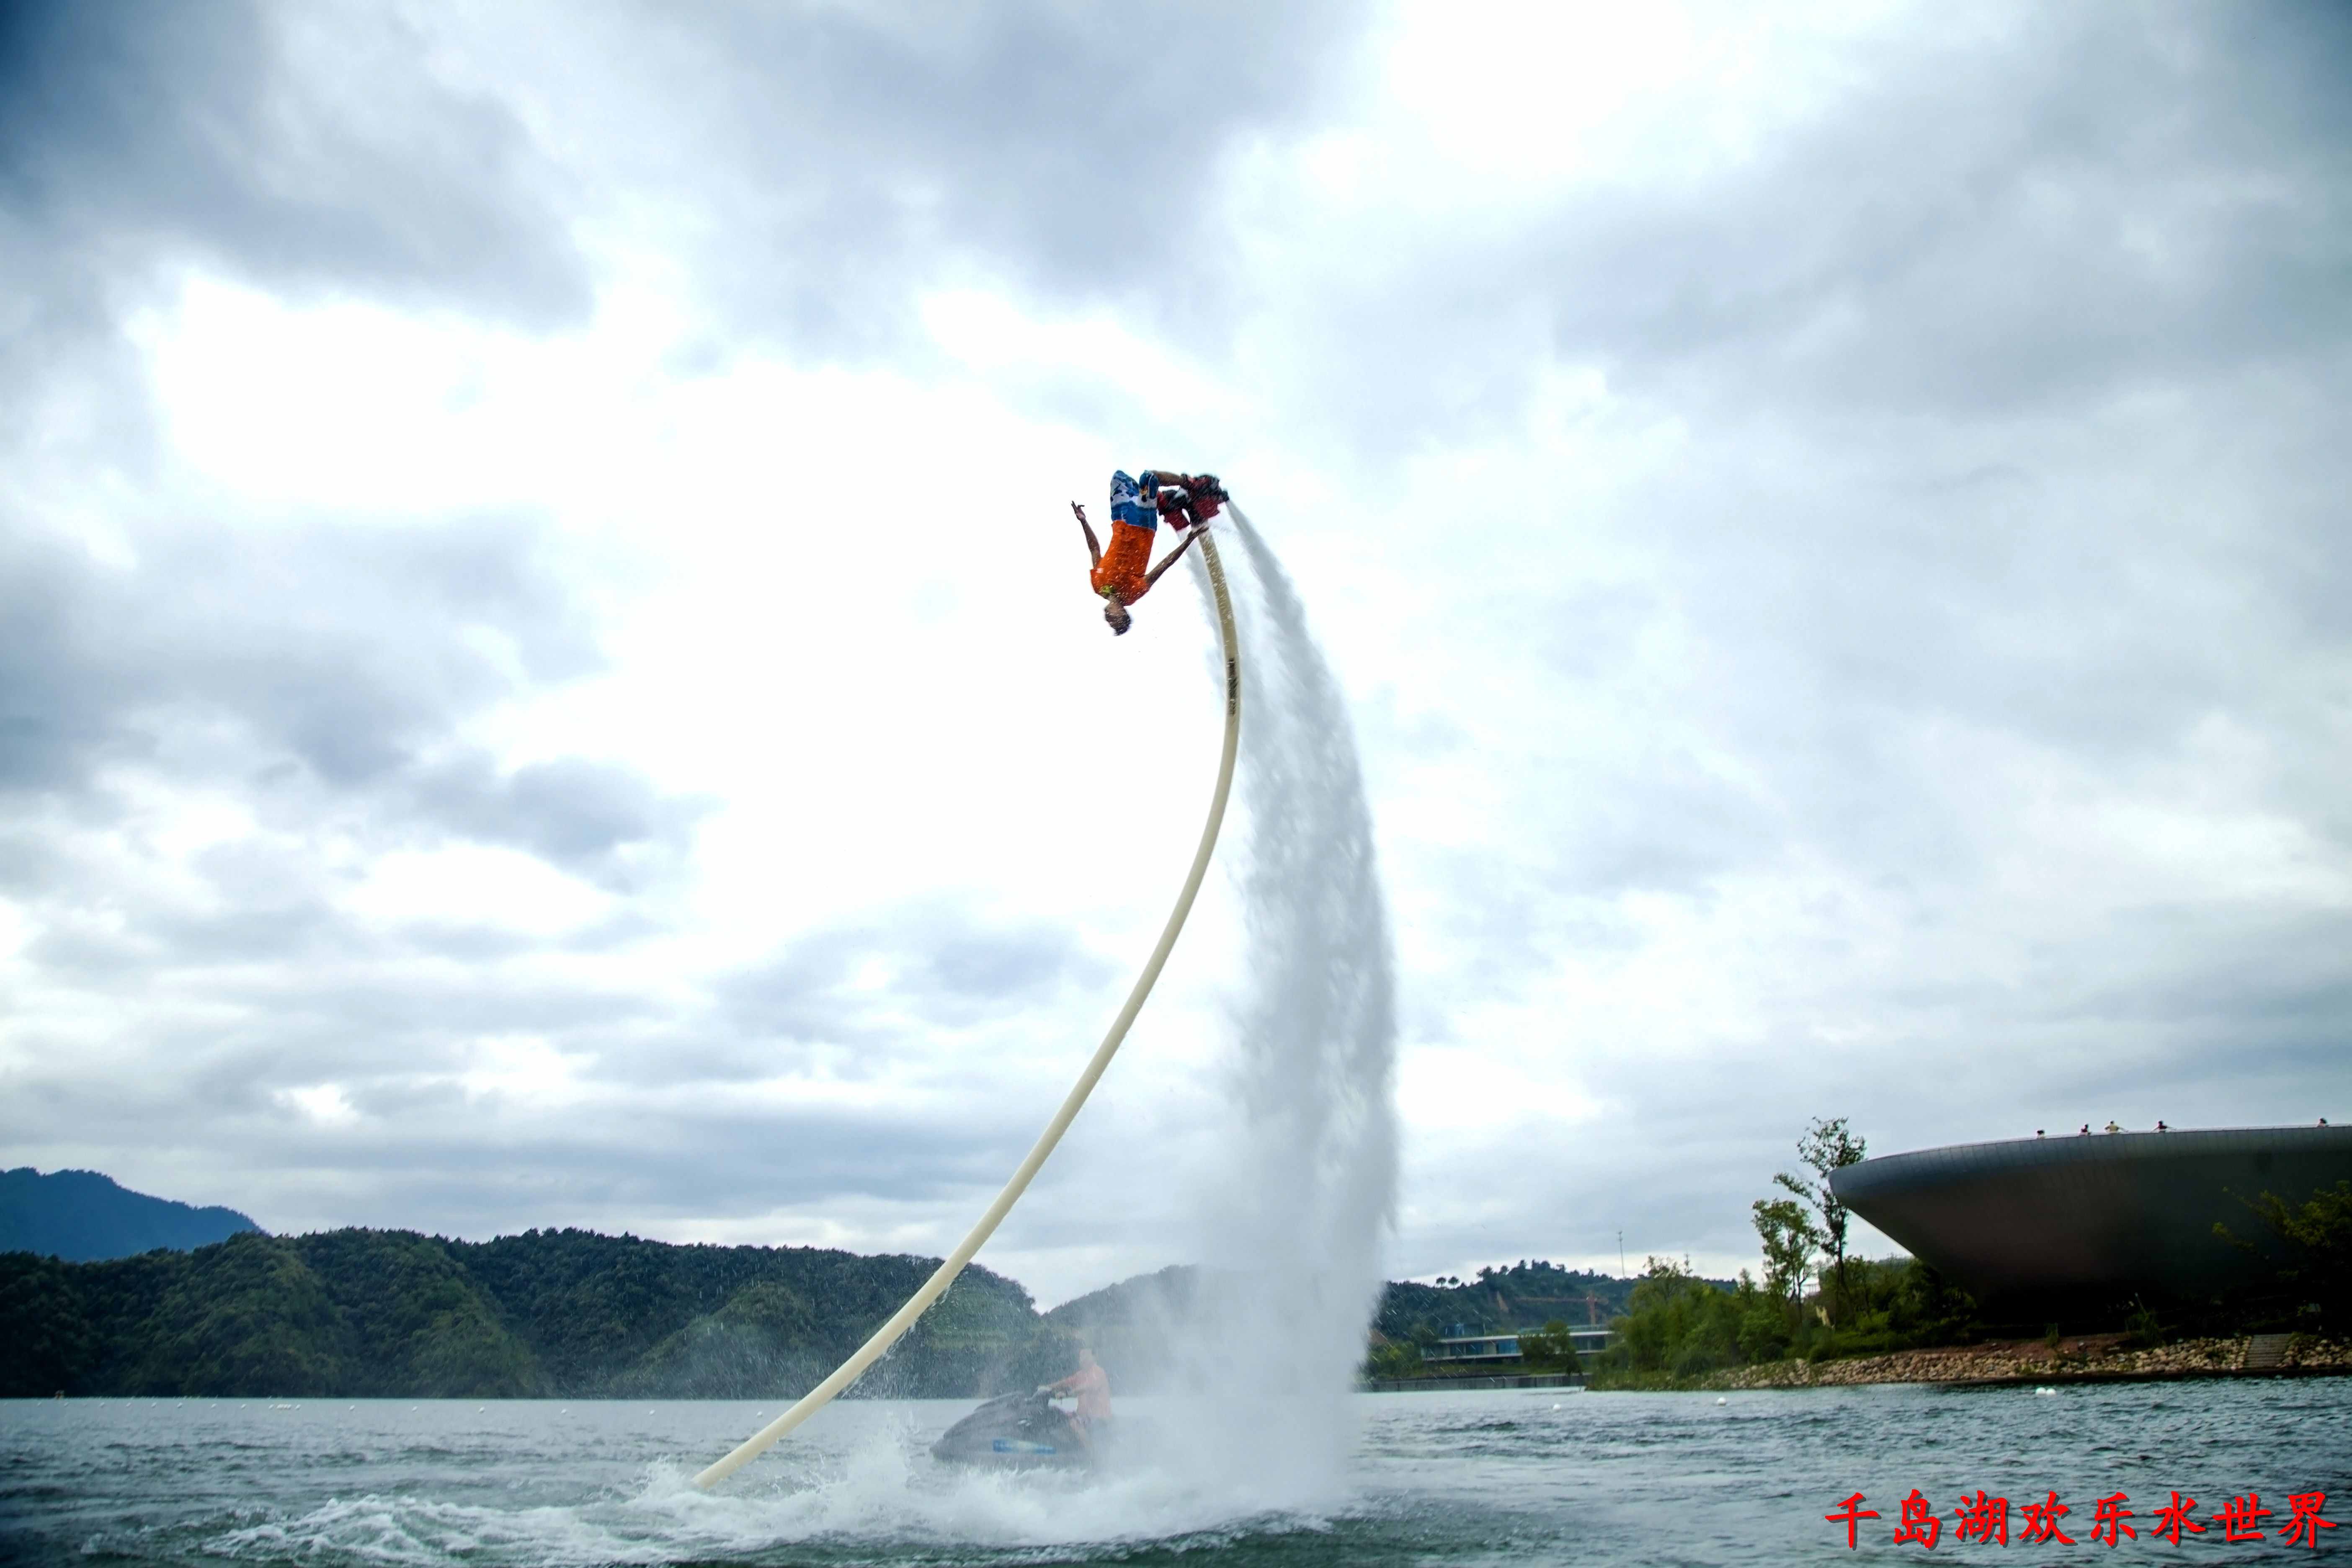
[1071,469,1228,634]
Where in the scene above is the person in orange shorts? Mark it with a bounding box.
[1070,469,1225,635]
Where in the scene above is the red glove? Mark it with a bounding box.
[1185,474,1226,522]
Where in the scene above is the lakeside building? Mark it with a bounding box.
[1830,1123,2349,1318]
[1424,1328,1613,1364]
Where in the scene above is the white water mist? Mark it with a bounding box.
[674,512,1400,1537]
[1152,510,1400,1504]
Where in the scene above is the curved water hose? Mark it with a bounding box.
[693,531,1241,1489]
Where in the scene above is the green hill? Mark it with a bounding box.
[1039,1263,1204,1391]
[0,1188,1680,1400]
[1374,1259,1732,1348]
[0,1168,260,1262]
[0,1226,1071,1400]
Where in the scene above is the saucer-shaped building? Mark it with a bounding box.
[1829,1124,2350,1316]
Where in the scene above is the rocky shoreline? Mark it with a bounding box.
[1712,1333,2352,1390]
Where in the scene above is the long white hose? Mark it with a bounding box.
[694,531,1242,1489]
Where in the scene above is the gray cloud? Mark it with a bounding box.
[715,906,1113,1066]
[1658,6,2352,413]
[0,886,1104,1241]
[555,0,1372,358]
[0,514,697,869]
[1267,5,2352,461]
[0,0,590,340]
[0,1042,1027,1241]
[409,753,712,891]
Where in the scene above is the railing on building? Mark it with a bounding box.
[1423,1328,1614,1363]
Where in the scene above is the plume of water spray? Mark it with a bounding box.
[675,513,1397,1538]
[1150,508,1400,1505]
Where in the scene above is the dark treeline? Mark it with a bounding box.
[1589,1253,1979,1385]
[1376,1258,1733,1346]
[5,1226,1785,1400]
[0,1227,1076,1400]
[40,1166,2336,1400]
[13,1229,1679,1401]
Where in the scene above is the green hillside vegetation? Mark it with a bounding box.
[2216,1179,2352,1332]
[1377,1259,1735,1345]
[1040,1260,1684,1390]
[1367,1259,1734,1377]
[0,1227,1073,1400]
[1586,1254,1979,1388]
[8,1217,1716,1400]
[1582,1118,1973,1387]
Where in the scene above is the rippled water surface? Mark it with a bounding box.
[4,1380,2347,1565]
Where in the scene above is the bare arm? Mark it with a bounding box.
[1071,501,1101,568]
[1143,521,1204,589]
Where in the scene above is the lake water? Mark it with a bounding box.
[4,1380,2346,1565]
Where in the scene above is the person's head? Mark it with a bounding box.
[1102,597,1131,635]
[1076,1346,1098,1369]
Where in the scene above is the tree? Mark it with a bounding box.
[1519,1319,1577,1367]
[1751,1198,1821,1315]
[1604,1259,1746,1377]
[2216,1179,2352,1330]
[1776,1117,1866,1323]
[0,1255,98,1396]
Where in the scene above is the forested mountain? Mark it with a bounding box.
[1374,1259,1735,1346]
[1039,1263,1203,1392]
[0,1195,1667,1399]
[0,1227,1066,1400]
[0,1168,260,1262]
[1045,1263,1199,1333]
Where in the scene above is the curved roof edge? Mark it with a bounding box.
[1832,1124,2347,1202]
[1826,1124,2349,1311]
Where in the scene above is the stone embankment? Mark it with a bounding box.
[1363,1371,1581,1393]
[1715,1333,2352,1390]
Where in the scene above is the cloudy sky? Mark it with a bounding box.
[4,0,2348,1305]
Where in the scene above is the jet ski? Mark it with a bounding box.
[928,1391,1093,1470]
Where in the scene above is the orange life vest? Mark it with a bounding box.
[1091,520,1155,603]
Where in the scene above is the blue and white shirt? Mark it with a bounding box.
[1109,470,1160,530]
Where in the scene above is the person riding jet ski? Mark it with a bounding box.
[927,1389,1089,1470]
[1037,1346,1112,1447]
[928,1346,1114,1470]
